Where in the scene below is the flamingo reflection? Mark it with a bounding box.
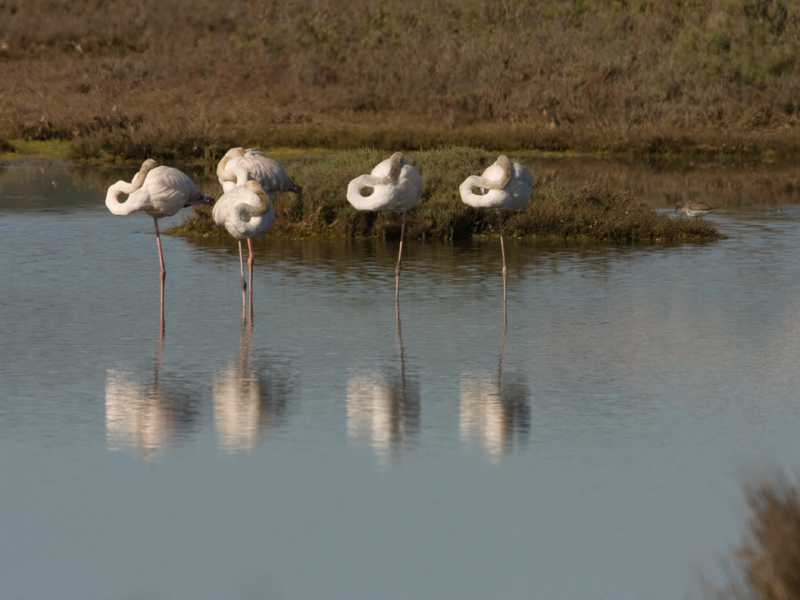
[212,321,294,452]
[105,329,199,460]
[460,319,530,462]
[346,307,420,465]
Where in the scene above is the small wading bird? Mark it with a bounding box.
[217,147,302,195]
[346,152,423,299]
[459,155,533,303]
[675,200,718,218]
[105,159,214,328]
[212,179,275,321]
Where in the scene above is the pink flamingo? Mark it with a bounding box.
[105,159,214,326]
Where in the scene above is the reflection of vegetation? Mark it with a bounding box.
[1,1,800,160]
[713,471,800,600]
[168,148,723,242]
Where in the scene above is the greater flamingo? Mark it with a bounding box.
[346,152,423,298]
[212,179,275,321]
[217,147,302,195]
[459,155,533,300]
[105,158,214,327]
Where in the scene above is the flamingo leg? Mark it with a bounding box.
[238,241,247,291]
[395,211,407,300]
[497,210,507,306]
[247,238,255,323]
[238,241,246,322]
[153,217,166,328]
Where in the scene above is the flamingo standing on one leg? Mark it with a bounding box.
[346,152,423,300]
[459,155,533,309]
[212,179,275,322]
[105,159,214,329]
[217,147,302,195]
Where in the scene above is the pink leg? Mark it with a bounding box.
[153,217,166,327]
[247,239,255,323]
[238,241,246,320]
[497,211,507,306]
[395,211,407,301]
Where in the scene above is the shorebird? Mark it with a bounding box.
[675,200,718,218]
[217,147,302,195]
[346,152,423,299]
[105,158,214,328]
[212,179,275,321]
[459,155,533,301]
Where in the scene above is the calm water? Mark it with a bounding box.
[3,159,800,600]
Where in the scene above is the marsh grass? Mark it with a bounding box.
[167,147,722,243]
[2,1,800,160]
[711,471,800,600]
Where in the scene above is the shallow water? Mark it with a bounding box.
[2,159,800,600]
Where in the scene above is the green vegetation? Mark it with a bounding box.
[1,0,800,161]
[167,148,723,243]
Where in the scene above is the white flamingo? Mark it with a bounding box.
[212,179,275,320]
[217,147,302,195]
[105,158,214,326]
[459,155,533,298]
[346,152,423,298]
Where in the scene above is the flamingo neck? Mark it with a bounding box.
[105,179,145,215]
[478,157,512,191]
[239,184,272,219]
[217,148,247,186]
[233,165,250,187]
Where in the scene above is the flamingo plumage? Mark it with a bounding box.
[105,158,214,327]
[212,179,275,320]
[459,155,533,301]
[346,152,423,299]
[217,147,302,195]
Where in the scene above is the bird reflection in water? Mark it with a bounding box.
[346,304,420,466]
[105,328,199,460]
[460,316,530,463]
[212,320,294,453]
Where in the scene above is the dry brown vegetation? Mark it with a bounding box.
[711,471,800,600]
[1,0,800,160]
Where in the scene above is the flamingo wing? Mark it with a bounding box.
[232,156,296,193]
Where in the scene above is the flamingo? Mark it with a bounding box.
[675,200,717,218]
[105,159,214,327]
[459,155,533,300]
[346,152,423,298]
[217,147,302,195]
[212,179,275,321]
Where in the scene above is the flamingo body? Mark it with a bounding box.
[459,155,533,211]
[212,180,275,241]
[458,155,534,303]
[346,152,422,212]
[213,179,275,319]
[105,159,214,218]
[105,159,214,327]
[345,152,422,298]
[217,147,301,195]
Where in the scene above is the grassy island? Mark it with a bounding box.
[166,148,722,243]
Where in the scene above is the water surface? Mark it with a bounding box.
[2,159,800,600]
